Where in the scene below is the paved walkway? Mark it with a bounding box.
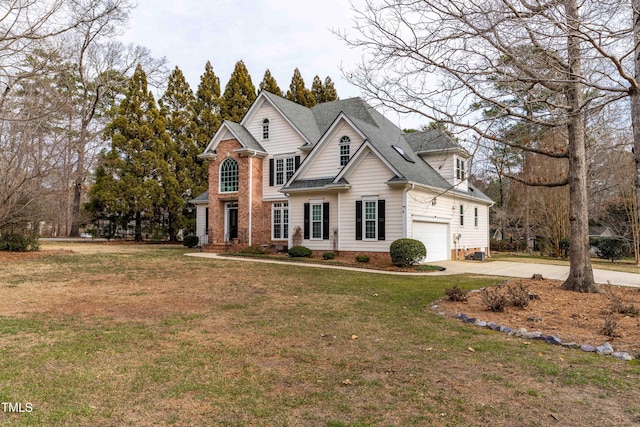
[186,253,640,288]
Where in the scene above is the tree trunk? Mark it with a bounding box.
[560,0,597,292]
[633,0,640,268]
[135,211,143,242]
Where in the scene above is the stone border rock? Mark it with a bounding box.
[431,303,636,362]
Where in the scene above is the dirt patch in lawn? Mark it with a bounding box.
[437,278,640,355]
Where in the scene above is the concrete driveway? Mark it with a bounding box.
[432,260,640,288]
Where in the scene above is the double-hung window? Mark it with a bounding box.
[269,156,300,186]
[303,201,329,240]
[311,203,323,239]
[456,158,466,180]
[459,204,464,226]
[262,119,269,140]
[355,198,385,241]
[474,207,479,227]
[272,202,289,240]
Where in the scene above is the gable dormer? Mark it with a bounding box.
[404,129,469,190]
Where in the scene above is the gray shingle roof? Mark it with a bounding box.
[262,92,321,143]
[256,92,490,202]
[404,129,461,154]
[189,190,209,204]
[224,121,267,153]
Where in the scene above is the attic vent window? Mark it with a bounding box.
[392,145,415,163]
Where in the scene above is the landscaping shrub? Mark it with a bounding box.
[322,252,335,260]
[601,314,619,337]
[389,238,426,267]
[0,228,40,252]
[592,237,630,262]
[445,285,469,302]
[481,286,509,312]
[355,254,370,263]
[182,235,199,248]
[604,285,639,316]
[288,245,312,258]
[507,283,531,308]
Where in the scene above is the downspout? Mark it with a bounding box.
[337,191,341,251]
[487,202,494,258]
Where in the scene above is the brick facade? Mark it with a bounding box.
[205,138,274,250]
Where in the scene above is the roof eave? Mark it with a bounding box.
[198,152,217,160]
[233,147,268,158]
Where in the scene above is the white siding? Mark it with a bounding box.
[288,194,339,251]
[248,104,310,200]
[421,153,454,184]
[339,152,403,252]
[194,203,208,246]
[247,104,305,154]
[407,187,489,257]
[419,153,469,192]
[303,123,364,179]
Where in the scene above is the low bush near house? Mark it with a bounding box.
[182,235,199,248]
[355,254,370,263]
[481,286,509,312]
[288,245,312,258]
[390,238,426,267]
[322,252,335,260]
[445,285,469,302]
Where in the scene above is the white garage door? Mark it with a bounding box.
[412,221,450,262]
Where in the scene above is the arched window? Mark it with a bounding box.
[262,118,270,140]
[339,136,350,166]
[220,158,239,193]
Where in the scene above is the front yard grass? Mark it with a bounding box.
[0,243,638,426]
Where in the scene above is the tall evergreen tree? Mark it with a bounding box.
[159,66,199,242]
[91,64,165,241]
[259,69,283,96]
[286,68,315,107]
[322,76,339,102]
[220,60,256,122]
[194,60,222,150]
[311,75,324,104]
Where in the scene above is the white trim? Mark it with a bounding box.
[309,200,324,240]
[248,156,253,246]
[288,113,368,182]
[240,92,313,145]
[362,197,379,241]
[335,142,401,183]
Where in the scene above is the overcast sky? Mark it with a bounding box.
[118,0,426,129]
[119,0,361,98]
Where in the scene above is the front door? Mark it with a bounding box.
[225,202,238,241]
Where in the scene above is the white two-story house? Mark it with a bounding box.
[191,91,493,262]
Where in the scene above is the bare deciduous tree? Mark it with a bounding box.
[339,0,608,292]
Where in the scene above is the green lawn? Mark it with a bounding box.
[0,244,638,426]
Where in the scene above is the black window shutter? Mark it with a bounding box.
[294,155,300,170]
[378,200,385,240]
[323,202,330,240]
[303,203,310,240]
[269,159,274,186]
[355,200,362,241]
[205,207,209,235]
